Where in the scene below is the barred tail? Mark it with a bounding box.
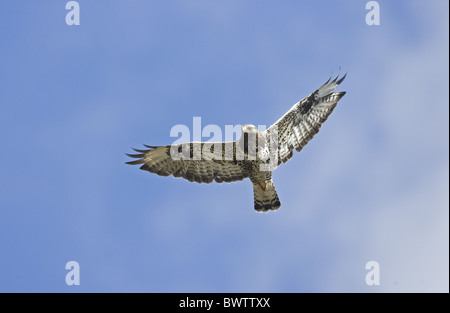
[253,180,281,212]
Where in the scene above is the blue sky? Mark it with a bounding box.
[0,1,448,292]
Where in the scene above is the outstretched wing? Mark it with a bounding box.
[264,74,346,166]
[126,142,249,184]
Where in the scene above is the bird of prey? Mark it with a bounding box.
[127,74,346,212]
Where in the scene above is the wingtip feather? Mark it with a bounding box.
[337,72,347,85]
[143,144,158,149]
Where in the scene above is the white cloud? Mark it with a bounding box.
[314,0,449,292]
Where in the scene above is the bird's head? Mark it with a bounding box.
[239,124,266,157]
[241,124,259,135]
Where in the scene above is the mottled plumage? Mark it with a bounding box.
[127,74,346,212]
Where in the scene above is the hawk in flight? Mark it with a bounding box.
[127,74,346,212]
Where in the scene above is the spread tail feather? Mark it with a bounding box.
[253,180,281,212]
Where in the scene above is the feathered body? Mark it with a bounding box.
[127,74,346,212]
